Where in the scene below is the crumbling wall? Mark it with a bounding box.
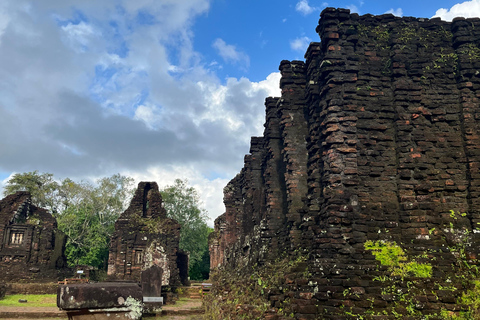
[107,182,184,288]
[0,192,68,282]
[210,8,480,318]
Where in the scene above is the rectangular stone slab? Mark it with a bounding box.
[57,282,142,310]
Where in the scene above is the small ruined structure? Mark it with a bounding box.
[210,8,480,318]
[0,192,67,282]
[57,282,143,320]
[107,182,187,289]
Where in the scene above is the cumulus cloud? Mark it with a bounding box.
[295,0,316,15]
[0,0,281,220]
[212,38,250,69]
[433,0,480,21]
[346,4,360,14]
[385,8,403,17]
[290,36,312,51]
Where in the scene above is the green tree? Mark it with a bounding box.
[189,241,212,280]
[160,179,211,279]
[3,172,135,269]
[3,171,60,215]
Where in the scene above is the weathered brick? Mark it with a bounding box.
[209,7,480,319]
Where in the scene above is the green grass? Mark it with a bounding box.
[0,294,57,307]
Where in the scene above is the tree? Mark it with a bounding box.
[3,172,135,269]
[160,179,211,279]
[3,171,60,215]
[189,237,212,280]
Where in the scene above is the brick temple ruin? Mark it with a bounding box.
[210,8,480,318]
[107,182,188,289]
[0,192,67,282]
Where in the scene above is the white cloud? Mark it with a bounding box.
[433,0,480,21]
[385,8,403,17]
[0,0,284,222]
[346,4,360,14]
[295,0,317,15]
[251,72,281,98]
[290,36,312,51]
[61,22,98,52]
[212,38,250,69]
[133,103,162,129]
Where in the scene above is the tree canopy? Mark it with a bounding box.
[160,179,212,279]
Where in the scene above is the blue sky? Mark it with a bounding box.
[0,0,478,225]
[193,0,466,81]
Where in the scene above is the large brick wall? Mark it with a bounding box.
[210,8,480,318]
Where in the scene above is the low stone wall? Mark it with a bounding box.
[6,282,59,295]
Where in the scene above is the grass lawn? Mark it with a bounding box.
[0,294,57,307]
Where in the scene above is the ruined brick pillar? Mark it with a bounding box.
[107,182,182,289]
[242,137,266,235]
[261,97,288,260]
[452,18,480,242]
[277,60,309,227]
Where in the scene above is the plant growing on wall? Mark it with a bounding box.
[364,240,432,278]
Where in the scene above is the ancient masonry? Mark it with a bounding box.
[107,182,188,289]
[0,192,67,282]
[210,8,480,318]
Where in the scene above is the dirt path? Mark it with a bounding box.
[145,297,204,319]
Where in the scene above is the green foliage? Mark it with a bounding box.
[436,210,480,319]
[460,280,480,310]
[433,50,458,73]
[364,240,432,278]
[360,209,480,319]
[398,25,417,44]
[189,247,211,281]
[4,171,61,215]
[160,179,211,280]
[439,280,480,319]
[460,43,480,61]
[4,172,135,269]
[338,241,436,318]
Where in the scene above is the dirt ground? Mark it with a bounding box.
[0,297,204,320]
